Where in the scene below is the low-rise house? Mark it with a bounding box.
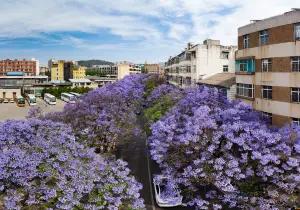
[198,73,236,101]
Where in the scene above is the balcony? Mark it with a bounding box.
[235,59,255,74]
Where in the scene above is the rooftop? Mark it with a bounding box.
[197,73,235,89]
[239,9,300,36]
[69,78,92,83]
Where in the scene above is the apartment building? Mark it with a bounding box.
[0,59,39,76]
[235,9,300,126]
[71,66,86,79]
[165,39,237,88]
[144,63,163,75]
[49,59,84,82]
[116,62,141,80]
[91,64,118,78]
[49,60,64,81]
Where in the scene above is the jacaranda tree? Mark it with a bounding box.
[149,86,300,209]
[0,119,144,210]
[45,74,151,153]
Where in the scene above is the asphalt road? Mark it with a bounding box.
[116,130,194,210]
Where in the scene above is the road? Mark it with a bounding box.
[116,129,193,210]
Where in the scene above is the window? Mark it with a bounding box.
[295,23,300,40]
[259,30,269,45]
[291,57,300,72]
[221,51,229,59]
[262,112,272,124]
[236,83,254,98]
[291,88,300,103]
[262,59,272,72]
[262,86,272,99]
[240,61,248,72]
[292,118,300,126]
[223,65,229,72]
[243,34,249,48]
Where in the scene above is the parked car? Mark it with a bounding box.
[3,98,9,103]
[153,175,183,207]
[0,98,3,103]
[9,98,14,103]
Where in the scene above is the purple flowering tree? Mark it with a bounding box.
[45,74,150,153]
[0,119,144,209]
[149,86,300,209]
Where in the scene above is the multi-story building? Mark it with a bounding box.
[71,66,86,79]
[49,60,64,82]
[0,59,39,76]
[39,66,50,76]
[235,9,300,126]
[165,40,237,88]
[116,62,141,80]
[90,64,118,78]
[144,63,163,75]
[49,59,84,82]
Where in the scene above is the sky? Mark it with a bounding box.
[0,0,299,65]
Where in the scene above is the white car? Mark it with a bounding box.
[3,98,9,103]
[153,175,183,207]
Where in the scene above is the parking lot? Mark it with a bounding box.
[0,98,66,121]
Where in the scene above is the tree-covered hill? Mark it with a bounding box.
[77,59,114,67]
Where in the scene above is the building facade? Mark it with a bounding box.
[0,74,48,98]
[144,63,163,75]
[49,60,64,82]
[71,66,86,79]
[165,40,237,88]
[0,59,39,76]
[116,62,141,80]
[235,9,300,126]
[49,59,84,82]
[39,66,50,76]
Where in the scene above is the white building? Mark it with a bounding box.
[69,78,98,89]
[165,39,237,88]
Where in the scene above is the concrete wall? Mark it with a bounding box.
[192,44,236,84]
[0,88,21,99]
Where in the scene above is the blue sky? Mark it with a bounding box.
[0,0,297,65]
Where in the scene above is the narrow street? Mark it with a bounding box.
[116,129,193,210]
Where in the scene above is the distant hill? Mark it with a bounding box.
[77,60,114,67]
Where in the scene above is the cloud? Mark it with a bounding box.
[0,0,299,63]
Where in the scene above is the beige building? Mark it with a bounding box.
[72,66,86,79]
[144,64,163,75]
[49,60,64,82]
[235,9,300,126]
[116,62,141,80]
[49,59,85,82]
[0,88,21,99]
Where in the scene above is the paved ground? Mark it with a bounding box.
[116,118,194,210]
[0,98,65,121]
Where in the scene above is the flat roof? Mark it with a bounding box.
[0,76,48,79]
[238,9,300,36]
[198,73,236,89]
[69,78,91,83]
